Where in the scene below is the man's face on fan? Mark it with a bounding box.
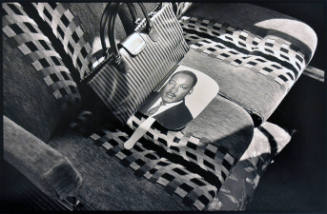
[160,72,194,104]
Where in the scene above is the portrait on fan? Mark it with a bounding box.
[138,65,219,131]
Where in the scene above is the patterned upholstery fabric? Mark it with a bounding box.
[5,2,304,211]
[177,16,311,125]
[48,129,195,210]
[89,129,216,210]
[70,94,253,210]
[184,3,317,62]
[129,113,237,186]
[180,16,306,90]
[64,116,291,211]
[32,2,93,79]
[2,3,81,141]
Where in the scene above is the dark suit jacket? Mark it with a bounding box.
[139,92,193,131]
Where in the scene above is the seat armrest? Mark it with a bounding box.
[3,116,83,200]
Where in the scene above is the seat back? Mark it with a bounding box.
[3,3,81,141]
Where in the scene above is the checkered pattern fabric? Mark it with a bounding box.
[32,3,92,79]
[127,113,236,183]
[2,3,80,103]
[179,16,307,91]
[88,128,217,210]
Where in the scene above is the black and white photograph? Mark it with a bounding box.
[138,65,219,131]
[1,1,326,213]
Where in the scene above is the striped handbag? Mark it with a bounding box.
[83,2,189,126]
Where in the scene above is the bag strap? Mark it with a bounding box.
[99,3,112,52]
[99,3,138,52]
[121,3,138,35]
[118,3,163,35]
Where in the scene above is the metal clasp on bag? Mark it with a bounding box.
[113,54,122,66]
[121,32,146,56]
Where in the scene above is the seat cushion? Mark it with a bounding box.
[120,95,254,208]
[179,4,317,125]
[49,130,212,210]
[65,94,254,210]
[2,3,81,141]
[180,48,287,125]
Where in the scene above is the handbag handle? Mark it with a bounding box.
[119,3,163,35]
[100,3,152,59]
[99,3,112,52]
